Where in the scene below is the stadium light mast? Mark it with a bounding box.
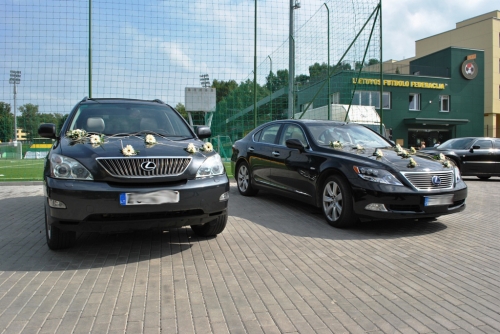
[288,0,300,119]
[9,70,21,146]
[200,74,210,88]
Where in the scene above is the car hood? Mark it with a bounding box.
[333,146,456,172]
[58,135,213,182]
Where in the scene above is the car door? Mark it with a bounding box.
[248,124,282,186]
[461,138,494,175]
[268,123,317,200]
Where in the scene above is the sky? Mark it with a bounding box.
[1,0,499,114]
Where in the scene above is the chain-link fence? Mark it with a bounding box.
[1,0,381,180]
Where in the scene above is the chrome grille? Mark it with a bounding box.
[401,171,454,191]
[97,157,191,178]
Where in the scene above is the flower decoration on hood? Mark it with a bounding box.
[400,149,411,158]
[434,153,446,161]
[201,142,214,152]
[66,129,87,141]
[89,134,105,147]
[410,147,417,154]
[442,160,452,168]
[186,143,197,153]
[354,144,364,151]
[121,144,137,156]
[373,148,384,158]
[144,134,157,145]
[329,141,343,149]
[394,143,403,153]
[407,157,417,168]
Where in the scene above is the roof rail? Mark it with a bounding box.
[81,96,89,102]
[153,99,165,104]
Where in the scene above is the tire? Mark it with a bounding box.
[45,207,76,250]
[477,176,491,180]
[236,161,259,196]
[191,213,228,237]
[321,175,357,228]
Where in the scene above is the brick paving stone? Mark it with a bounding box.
[0,178,499,333]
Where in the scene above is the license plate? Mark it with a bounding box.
[424,194,453,206]
[119,190,179,206]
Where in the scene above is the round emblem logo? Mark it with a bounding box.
[431,175,442,186]
[140,161,156,172]
[461,59,478,80]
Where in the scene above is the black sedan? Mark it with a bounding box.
[231,119,467,228]
[420,137,500,180]
[38,97,229,249]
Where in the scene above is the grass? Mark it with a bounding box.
[0,159,233,181]
[0,159,45,181]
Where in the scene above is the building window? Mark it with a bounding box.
[352,91,391,109]
[409,93,421,111]
[440,95,450,112]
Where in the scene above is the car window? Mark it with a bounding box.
[474,139,492,149]
[307,123,390,148]
[494,139,500,149]
[279,124,307,146]
[67,103,193,138]
[256,124,281,144]
[439,138,474,149]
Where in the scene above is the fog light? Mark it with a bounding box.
[48,198,66,208]
[219,192,229,201]
[365,203,388,212]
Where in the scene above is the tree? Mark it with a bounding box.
[212,79,239,103]
[0,102,14,143]
[174,102,188,120]
[18,103,40,142]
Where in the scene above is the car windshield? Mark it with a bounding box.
[438,138,475,150]
[67,102,193,138]
[307,123,391,148]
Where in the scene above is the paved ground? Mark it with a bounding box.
[0,177,499,334]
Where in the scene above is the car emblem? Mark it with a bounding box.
[140,161,156,172]
[431,175,441,186]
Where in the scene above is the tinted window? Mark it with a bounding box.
[279,124,307,146]
[439,138,475,150]
[474,139,492,149]
[494,139,500,149]
[257,125,281,144]
[68,103,193,137]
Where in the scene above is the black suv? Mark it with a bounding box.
[38,97,229,249]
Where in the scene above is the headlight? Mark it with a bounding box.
[196,154,225,178]
[353,166,403,186]
[454,166,461,183]
[50,154,93,180]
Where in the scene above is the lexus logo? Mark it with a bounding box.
[431,175,442,186]
[140,161,156,172]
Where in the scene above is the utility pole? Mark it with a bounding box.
[288,0,300,118]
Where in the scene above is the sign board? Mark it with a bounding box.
[185,87,216,112]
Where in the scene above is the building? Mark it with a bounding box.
[296,47,484,148]
[414,10,500,137]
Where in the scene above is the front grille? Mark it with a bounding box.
[401,171,454,191]
[97,157,191,178]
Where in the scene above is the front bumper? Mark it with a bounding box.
[44,175,229,232]
[351,185,467,220]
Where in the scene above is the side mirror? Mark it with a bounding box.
[38,123,57,139]
[286,138,305,152]
[470,145,480,153]
[196,126,211,139]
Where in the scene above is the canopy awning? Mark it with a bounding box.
[403,118,469,126]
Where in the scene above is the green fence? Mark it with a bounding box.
[1,0,381,181]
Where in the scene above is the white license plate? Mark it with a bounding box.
[424,194,453,206]
[119,190,179,206]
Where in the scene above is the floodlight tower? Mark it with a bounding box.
[9,70,21,146]
[200,74,210,88]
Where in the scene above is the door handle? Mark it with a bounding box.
[272,151,280,157]
[248,147,254,152]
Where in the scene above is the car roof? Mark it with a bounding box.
[79,97,166,105]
